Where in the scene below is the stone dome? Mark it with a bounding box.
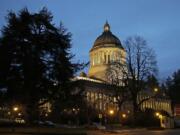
[91,22,123,51]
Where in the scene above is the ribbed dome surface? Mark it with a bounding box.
[91,22,123,50]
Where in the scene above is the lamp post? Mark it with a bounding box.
[13,106,19,118]
[154,88,159,92]
[12,106,23,120]
[107,109,114,124]
[13,107,19,112]
[122,113,127,118]
[155,112,160,117]
[12,106,19,122]
[155,112,163,127]
[109,109,114,115]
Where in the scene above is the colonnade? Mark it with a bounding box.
[137,94,172,115]
[90,50,124,66]
[86,91,118,111]
[140,99,171,115]
[86,91,172,115]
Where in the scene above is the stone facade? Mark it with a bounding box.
[78,22,172,117]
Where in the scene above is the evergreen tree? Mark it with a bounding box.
[165,69,180,104]
[0,8,83,123]
[146,74,159,91]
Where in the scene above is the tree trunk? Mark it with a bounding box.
[132,98,140,126]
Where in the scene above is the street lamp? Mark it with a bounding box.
[154,88,158,92]
[13,107,19,112]
[109,109,114,115]
[122,113,127,118]
[155,112,163,119]
[107,109,115,124]
[155,112,163,128]
[155,112,160,117]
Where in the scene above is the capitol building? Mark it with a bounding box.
[75,22,172,119]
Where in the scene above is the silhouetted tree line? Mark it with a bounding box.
[162,69,180,112]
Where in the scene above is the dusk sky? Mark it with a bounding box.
[0,0,180,80]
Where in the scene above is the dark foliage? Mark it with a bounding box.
[134,109,160,127]
[165,69,180,105]
[0,7,84,123]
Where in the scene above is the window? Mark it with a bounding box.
[108,55,110,63]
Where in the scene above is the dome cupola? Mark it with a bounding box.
[91,21,123,51]
[104,21,110,32]
[88,22,126,82]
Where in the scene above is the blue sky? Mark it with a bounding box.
[0,0,180,80]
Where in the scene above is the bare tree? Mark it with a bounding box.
[126,36,157,112]
[107,36,158,115]
[107,60,130,112]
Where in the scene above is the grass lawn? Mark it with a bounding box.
[0,127,87,135]
[26,133,86,135]
[30,133,87,135]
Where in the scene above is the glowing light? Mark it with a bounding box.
[13,107,19,112]
[109,110,114,115]
[72,108,76,111]
[155,112,160,117]
[122,113,127,118]
[159,114,163,119]
[154,88,158,92]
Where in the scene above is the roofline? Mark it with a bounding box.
[89,44,124,52]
